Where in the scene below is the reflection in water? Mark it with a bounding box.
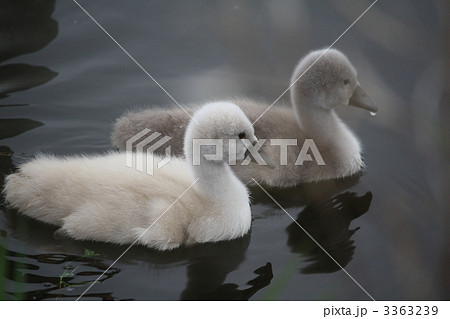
[0,146,14,177]
[0,1,59,300]
[0,220,272,300]
[286,192,372,273]
[0,0,58,104]
[1,196,118,300]
[179,234,273,300]
[65,232,271,300]
[250,172,362,208]
[0,64,57,99]
[182,262,273,300]
[0,0,445,300]
[0,247,121,300]
[0,119,43,141]
[0,0,57,63]
[179,237,253,300]
[76,233,272,300]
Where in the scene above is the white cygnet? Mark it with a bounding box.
[4,102,268,250]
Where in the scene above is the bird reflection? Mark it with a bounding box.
[70,233,272,301]
[181,262,273,300]
[286,191,372,273]
[180,243,273,300]
[71,232,272,300]
[250,172,363,208]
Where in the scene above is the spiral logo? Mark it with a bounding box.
[125,128,172,175]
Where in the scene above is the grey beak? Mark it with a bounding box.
[258,147,276,169]
[246,135,276,169]
[349,84,378,113]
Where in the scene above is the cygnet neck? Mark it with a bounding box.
[185,147,248,205]
[294,101,362,166]
[296,104,343,142]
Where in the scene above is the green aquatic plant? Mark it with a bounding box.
[82,249,101,258]
[57,248,102,290]
[58,266,80,289]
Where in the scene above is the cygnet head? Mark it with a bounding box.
[184,102,257,165]
[290,48,378,114]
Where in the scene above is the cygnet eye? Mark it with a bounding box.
[238,132,246,139]
[343,79,350,85]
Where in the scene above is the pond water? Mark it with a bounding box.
[0,0,448,300]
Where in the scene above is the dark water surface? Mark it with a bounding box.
[0,0,448,300]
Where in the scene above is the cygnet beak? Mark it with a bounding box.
[349,84,378,113]
[245,135,276,169]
